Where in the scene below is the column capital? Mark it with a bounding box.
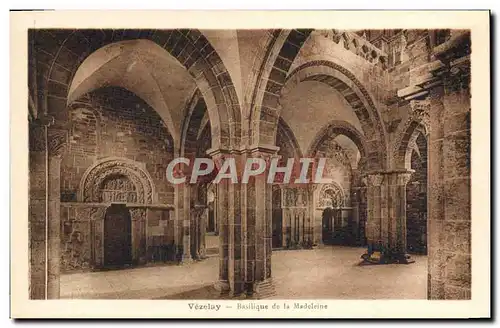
[47,128,68,157]
[364,169,415,186]
[366,173,384,187]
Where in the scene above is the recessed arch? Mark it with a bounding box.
[180,89,207,157]
[41,29,242,151]
[277,117,303,159]
[249,29,314,146]
[281,61,387,170]
[78,157,156,204]
[306,120,368,160]
[394,120,428,170]
[317,182,346,208]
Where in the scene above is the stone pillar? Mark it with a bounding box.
[363,173,384,253]
[246,147,275,298]
[46,155,61,298]
[362,170,413,263]
[208,149,231,295]
[208,146,277,298]
[386,170,414,263]
[182,183,193,263]
[198,207,208,259]
[28,120,65,299]
[29,148,47,300]
[351,185,361,245]
[174,181,193,263]
[191,204,207,260]
[426,31,471,299]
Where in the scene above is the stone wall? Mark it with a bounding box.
[56,86,179,273]
[60,203,175,273]
[61,86,175,204]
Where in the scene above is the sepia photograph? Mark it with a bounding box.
[10,9,490,319]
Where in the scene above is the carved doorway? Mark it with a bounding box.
[104,204,132,268]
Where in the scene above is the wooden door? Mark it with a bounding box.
[104,204,132,268]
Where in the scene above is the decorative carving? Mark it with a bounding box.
[47,128,68,156]
[395,172,413,186]
[328,30,388,69]
[79,157,155,204]
[90,207,106,221]
[129,208,146,221]
[409,100,431,132]
[99,174,138,203]
[61,207,96,272]
[367,174,384,187]
[282,187,309,208]
[392,100,430,168]
[317,183,345,208]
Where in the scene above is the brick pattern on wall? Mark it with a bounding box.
[61,86,175,204]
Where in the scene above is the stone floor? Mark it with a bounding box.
[60,246,427,299]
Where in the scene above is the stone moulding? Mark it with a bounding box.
[78,157,156,204]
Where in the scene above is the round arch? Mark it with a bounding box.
[306,120,368,160]
[78,157,156,204]
[394,120,428,170]
[277,117,303,159]
[251,59,387,170]
[317,182,346,208]
[283,61,387,170]
[39,29,241,151]
[180,89,208,157]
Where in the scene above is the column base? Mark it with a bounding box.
[360,245,415,265]
[213,280,247,298]
[177,255,194,265]
[246,278,277,299]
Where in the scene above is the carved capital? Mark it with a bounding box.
[409,99,431,133]
[47,128,68,157]
[367,173,384,187]
[395,171,413,186]
[90,207,106,221]
[129,208,146,221]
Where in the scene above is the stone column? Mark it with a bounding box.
[386,170,414,263]
[208,146,277,298]
[362,170,414,263]
[207,149,232,295]
[351,185,361,245]
[182,183,193,263]
[46,155,62,298]
[29,147,47,300]
[129,208,147,265]
[363,173,384,254]
[198,207,208,259]
[174,181,192,263]
[426,31,471,299]
[246,147,276,298]
[28,120,66,299]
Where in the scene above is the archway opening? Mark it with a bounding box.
[405,132,428,255]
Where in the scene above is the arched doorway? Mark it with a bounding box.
[104,203,132,268]
[318,184,345,245]
[321,207,335,244]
